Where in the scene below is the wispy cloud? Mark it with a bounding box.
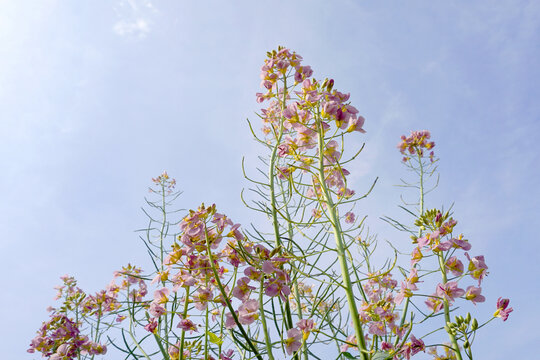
[113,0,157,39]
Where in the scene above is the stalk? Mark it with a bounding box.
[315,120,368,360]
[398,152,425,332]
[259,277,276,359]
[282,189,308,360]
[267,76,297,355]
[438,253,464,360]
[204,229,263,360]
[179,286,191,360]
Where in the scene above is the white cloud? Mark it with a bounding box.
[113,0,157,39]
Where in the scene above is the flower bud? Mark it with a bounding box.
[471,319,478,331]
[444,325,451,333]
[466,313,471,323]
[269,246,282,257]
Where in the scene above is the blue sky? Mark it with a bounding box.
[1,1,539,359]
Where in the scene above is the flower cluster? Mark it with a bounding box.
[151,170,177,194]
[406,209,490,313]
[29,49,515,360]
[28,314,107,360]
[257,47,366,230]
[397,130,435,162]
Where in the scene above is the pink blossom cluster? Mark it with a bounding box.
[110,263,148,303]
[27,313,107,359]
[397,130,435,162]
[141,202,293,344]
[357,272,418,353]
[337,272,427,357]
[151,170,177,194]
[283,319,316,355]
[257,47,366,224]
[406,212,491,312]
[28,273,130,358]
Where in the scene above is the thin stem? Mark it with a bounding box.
[179,286,191,360]
[204,229,264,360]
[438,253,464,360]
[259,278,276,360]
[315,119,368,360]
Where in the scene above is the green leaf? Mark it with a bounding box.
[372,351,392,360]
[207,331,224,345]
[341,352,357,359]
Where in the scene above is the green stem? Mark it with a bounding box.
[282,189,308,360]
[267,77,297,358]
[315,120,368,360]
[204,229,263,360]
[438,254,464,360]
[397,151,426,348]
[179,286,191,360]
[259,277,275,359]
[128,317,152,360]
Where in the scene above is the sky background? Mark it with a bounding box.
[1,1,539,359]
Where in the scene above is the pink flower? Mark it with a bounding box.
[445,256,464,276]
[465,253,488,284]
[425,295,444,313]
[224,312,237,329]
[168,342,180,360]
[494,297,513,321]
[193,287,213,311]
[262,261,276,274]
[400,335,425,359]
[177,318,198,333]
[340,335,357,352]
[237,299,259,325]
[219,349,234,360]
[149,301,167,317]
[232,277,255,301]
[368,321,386,336]
[436,281,465,303]
[450,237,472,251]
[406,268,420,285]
[284,328,302,355]
[465,286,486,305]
[394,280,416,305]
[153,287,170,304]
[344,211,355,224]
[144,318,158,333]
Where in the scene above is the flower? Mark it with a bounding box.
[237,299,259,325]
[465,286,485,305]
[465,253,488,284]
[144,318,158,333]
[494,297,513,321]
[177,317,198,333]
[425,295,444,313]
[436,281,465,303]
[344,211,355,224]
[297,319,316,340]
[284,328,302,355]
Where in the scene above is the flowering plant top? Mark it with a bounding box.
[29,47,512,360]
